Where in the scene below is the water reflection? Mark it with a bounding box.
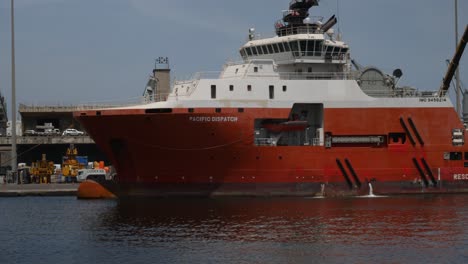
[2,196,467,264]
[95,196,467,247]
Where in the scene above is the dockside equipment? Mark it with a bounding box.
[31,154,54,184]
[62,144,85,182]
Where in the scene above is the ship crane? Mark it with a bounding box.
[439,25,468,97]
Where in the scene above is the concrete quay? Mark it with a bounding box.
[0,183,78,197]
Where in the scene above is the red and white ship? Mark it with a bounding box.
[75,0,468,197]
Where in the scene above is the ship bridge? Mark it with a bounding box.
[240,35,349,65]
[239,0,348,76]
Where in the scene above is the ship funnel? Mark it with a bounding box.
[151,57,171,102]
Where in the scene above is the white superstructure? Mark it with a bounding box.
[123,0,452,111]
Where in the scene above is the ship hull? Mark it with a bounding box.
[76,106,468,198]
[98,181,468,198]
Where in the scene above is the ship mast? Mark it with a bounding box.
[10,0,17,181]
[455,0,461,116]
[275,0,338,37]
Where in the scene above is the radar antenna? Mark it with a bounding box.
[275,0,337,37]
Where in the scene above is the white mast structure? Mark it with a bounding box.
[10,0,17,180]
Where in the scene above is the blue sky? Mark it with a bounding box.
[0,0,467,109]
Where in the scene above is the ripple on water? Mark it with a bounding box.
[0,196,467,264]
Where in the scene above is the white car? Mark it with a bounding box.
[62,128,85,136]
[24,130,36,136]
[76,169,107,182]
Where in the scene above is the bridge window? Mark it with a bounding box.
[317,41,323,56]
[257,46,264,55]
[267,45,274,54]
[309,40,322,56]
[273,43,279,53]
[278,43,285,52]
[261,45,267,54]
[332,47,341,57]
[290,41,299,57]
[283,42,291,52]
[256,46,261,55]
[300,40,307,56]
[306,40,314,56]
[246,47,252,56]
[240,49,247,59]
[325,45,333,56]
[252,46,258,56]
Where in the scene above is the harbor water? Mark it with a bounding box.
[0,195,467,264]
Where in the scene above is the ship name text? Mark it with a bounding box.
[453,174,468,180]
[189,116,238,122]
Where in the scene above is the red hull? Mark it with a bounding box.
[75,107,468,197]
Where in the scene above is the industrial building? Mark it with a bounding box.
[0,104,108,171]
[0,61,171,174]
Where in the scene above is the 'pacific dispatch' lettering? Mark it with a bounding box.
[189,116,238,122]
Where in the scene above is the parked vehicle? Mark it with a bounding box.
[33,123,61,136]
[51,129,61,135]
[76,169,107,183]
[24,130,36,136]
[62,129,85,136]
[41,128,61,136]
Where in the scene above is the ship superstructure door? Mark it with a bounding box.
[254,103,324,146]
